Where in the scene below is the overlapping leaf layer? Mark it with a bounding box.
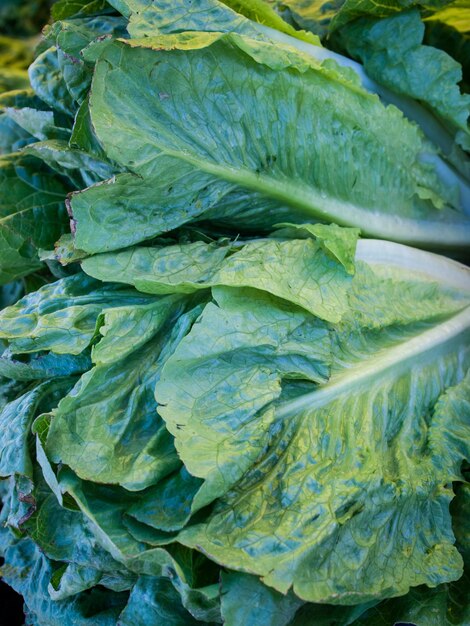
[0,1,469,624]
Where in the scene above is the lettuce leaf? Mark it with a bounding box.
[336,10,470,151]
[0,154,69,285]
[152,241,470,603]
[69,33,469,253]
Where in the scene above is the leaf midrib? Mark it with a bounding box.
[276,306,470,420]
[161,148,470,248]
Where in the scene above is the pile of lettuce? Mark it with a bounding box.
[0,0,469,624]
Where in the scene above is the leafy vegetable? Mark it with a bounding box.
[0,0,469,623]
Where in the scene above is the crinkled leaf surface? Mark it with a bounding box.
[110,0,320,44]
[0,379,74,480]
[153,243,470,603]
[69,33,470,253]
[50,16,128,106]
[337,10,470,150]
[45,298,200,490]
[82,234,356,322]
[351,482,470,625]
[0,272,164,355]
[0,347,91,380]
[156,286,331,511]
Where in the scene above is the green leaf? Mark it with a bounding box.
[1,535,128,626]
[51,16,128,106]
[127,467,202,532]
[82,236,355,322]
[0,113,33,154]
[0,348,91,380]
[110,0,265,38]
[0,154,68,285]
[118,576,205,625]
[107,0,320,45]
[69,97,110,159]
[69,33,469,254]
[0,379,74,490]
[337,10,470,151]
[0,273,164,355]
[353,478,470,626]
[45,297,199,490]
[23,139,115,188]
[3,107,71,142]
[221,0,321,43]
[272,222,359,273]
[268,0,345,38]
[220,571,379,625]
[28,47,76,116]
[157,243,470,603]
[0,90,41,154]
[221,571,303,626]
[156,286,331,512]
[52,0,111,21]
[328,0,452,33]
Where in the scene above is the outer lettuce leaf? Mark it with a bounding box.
[351,578,470,625]
[126,466,202,533]
[0,535,128,626]
[29,47,76,117]
[0,273,164,355]
[69,33,470,253]
[272,222,359,273]
[51,0,111,21]
[3,107,71,143]
[0,380,74,482]
[220,571,303,626]
[425,1,470,92]
[108,0,320,44]
[81,234,357,323]
[351,482,470,625]
[69,96,111,159]
[274,0,453,34]
[23,139,115,188]
[337,10,470,151]
[49,16,128,106]
[118,576,207,625]
[44,296,196,490]
[0,278,24,309]
[222,0,321,43]
[0,89,41,154]
[154,286,331,513]
[267,0,345,38]
[110,0,269,39]
[151,242,470,604]
[0,154,69,285]
[17,469,137,597]
[265,0,470,183]
[0,111,34,155]
[44,468,222,617]
[220,571,378,625]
